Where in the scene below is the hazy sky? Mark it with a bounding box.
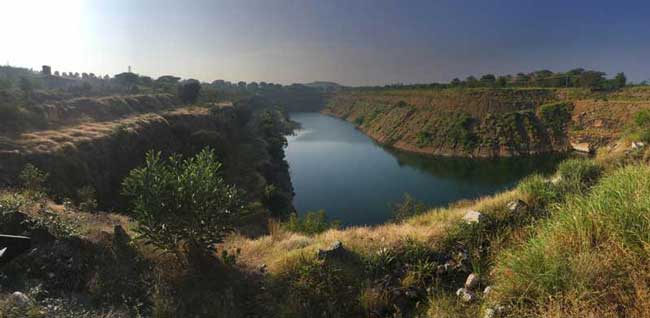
[2,0,650,86]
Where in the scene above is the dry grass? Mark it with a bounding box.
[10,107,207,155]
[225,188,522,273]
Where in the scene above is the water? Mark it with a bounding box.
[286,112,564,226]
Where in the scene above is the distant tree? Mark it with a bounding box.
[19,77,33,96]
[466,76,479,87]
[178,79,201,103]
[54,71,60,76]
[156,75,180,84]
[496,76,508,87]
[578,71,606,89]
[614,72,627,88]
[480,74,496,86]
[450,78,461,86]
[246,82,259,91]
[139,76,154,87]
[237,81,246,90]
[114,72,140,88]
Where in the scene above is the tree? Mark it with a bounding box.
[113,72,140,88]
[496,76,508,87]
[614,72,627,88]
[466,76,479,87]
[122,148,245,256]
[480,74,496,86]
[578,71,606,89]
[19,77,33,97]
[450,78,461,86]
[178,79,201,103]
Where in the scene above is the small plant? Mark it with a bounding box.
[30,206,79,237]
[391,193,428,222]
[76,185,98,212]
[556,158,602,194]
[282,210,340,235]
[19,164,48,194]
[518,174,560,207]
[221,248,241,266]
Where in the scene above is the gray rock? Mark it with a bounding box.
[258,263,268,273]
[462,210,484,224]
[632,141,646,150]
[317,240,344,259]
[9,291,32,307]
[456,288,477,303]
[483,286,493,297]
[506,200,528,213]
[464,273,479,290]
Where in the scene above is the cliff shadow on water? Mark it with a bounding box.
[384,147,567,186]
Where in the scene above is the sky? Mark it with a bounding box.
[2,0,650,86]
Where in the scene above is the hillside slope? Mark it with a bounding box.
[324,87,650,157]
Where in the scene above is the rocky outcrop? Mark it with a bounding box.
[324,89,573,157]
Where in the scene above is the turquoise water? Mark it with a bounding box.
[286,113,563,226]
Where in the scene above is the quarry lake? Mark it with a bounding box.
[286,113,564,226]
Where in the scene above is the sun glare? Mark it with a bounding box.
[1,0,83,68]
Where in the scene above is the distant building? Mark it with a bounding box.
[41,65,51,76]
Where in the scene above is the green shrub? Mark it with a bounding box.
[276,256,361,317]
[416,131,433,147]
[283,210,339,235]
[539,102,572,135]
[556,158,602,193]
[518,174,560,207]
[122,148,245,254]
[76,185,98,212]
[18,164,48,194]
[391,193,428,222]
[353,116,364,126]
[633,109,650,127]
[632,109,650,142]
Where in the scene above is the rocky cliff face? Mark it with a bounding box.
[324,88,573,157]
[0,97,295,230]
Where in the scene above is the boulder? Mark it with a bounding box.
[571,142,593,153]
[631,141,646,150]
[8,291,32,308]
[483,286,493,297]
[464,273,479,290]
[455,288,477,303]
[317,240,344,259]
[506,200,528,213]
[462,210,484,224]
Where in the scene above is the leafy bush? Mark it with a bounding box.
[19,164,48,194]
[122,148,245,254]
[76,185,98,212]
[517,174,560,207]
[283,210,339,235]
[391,193,428,222]
[539,102,572,135]
[556,158,602,194]
[632,109,650,142]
